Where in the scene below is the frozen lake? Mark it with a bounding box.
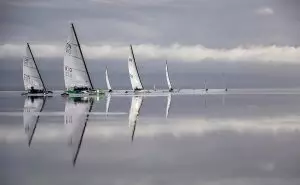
[2,92,300,185]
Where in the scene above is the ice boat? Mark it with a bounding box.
[62,23,104,96]
[22,43,52,96]
[105,66,112,92]
[128,45,149,93]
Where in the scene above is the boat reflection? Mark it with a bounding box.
[64,97,93,166]
[165,93,172,118]
[23,96,47,147]
[128,96,143,142]
[106,93,111,117]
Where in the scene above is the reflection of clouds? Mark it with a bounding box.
[2,115,300,143]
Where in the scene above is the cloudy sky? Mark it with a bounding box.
[1,0,300,62]
[1,0,300,90]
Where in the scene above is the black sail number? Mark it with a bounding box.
[24,74,30,82]
[24,57,31,67]
[65,66,72,77]
[66,43,72,55]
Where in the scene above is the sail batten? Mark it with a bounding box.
[128,45,143,90]
[64,23,93,90]
[165,60,172,91]
[105,67,112,91]
[23,44,45,91]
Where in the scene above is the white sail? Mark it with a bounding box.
[105,67,112,91]
[106,94,111,115]
[64,23,93,90]
[23,44,45,91]
[64,97,92,165]
[165,93,172,118]
[128,45,143,90]
[23,97,45,146]
[128,96,143,141]
[165,60,173,91]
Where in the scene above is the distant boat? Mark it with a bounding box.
[62,23,103,96]
[23,96,46,146]
[204,80,208,92]
[22,43,52,95]
[128,96,143,142]
[128,45,144,91]
[64,97,93,166]
[105,66,112,92]
[222,73,228,92]
[165,60,173,92]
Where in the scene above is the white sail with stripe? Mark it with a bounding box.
[23,43,45,91]
[129,96,143,142]
[165,60,173,91]
[105,67,112,91]
[128,45,143,90]
[64,23,93,90]
[23,97,46,146]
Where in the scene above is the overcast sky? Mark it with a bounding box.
[1,0,300,63]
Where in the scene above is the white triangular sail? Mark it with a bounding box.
[23,44,45,91]
[165,60,173,91]
[105,67,112,91]
[165,93,172,118]
[128,45,143,90]
[23,97,45,146]
[128,96,143,141]
[64,97,92,165]
[64,23,93,90]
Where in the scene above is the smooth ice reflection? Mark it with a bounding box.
[2,94,300,185]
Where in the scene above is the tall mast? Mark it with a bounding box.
[71,23,94,89]
[130,44,144,89]
[27,43,46,91]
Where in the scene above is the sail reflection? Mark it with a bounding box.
[23,96,46,147]
[64,97,93,166]
[165,93,172,118]
[128,96,143,142]
[106,94,111,117]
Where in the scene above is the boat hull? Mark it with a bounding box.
[22,91,53,97]
[61,89,105,97]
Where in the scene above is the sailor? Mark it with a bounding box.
[29,86,43,94]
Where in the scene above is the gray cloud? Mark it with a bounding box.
[1,0,300,48]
